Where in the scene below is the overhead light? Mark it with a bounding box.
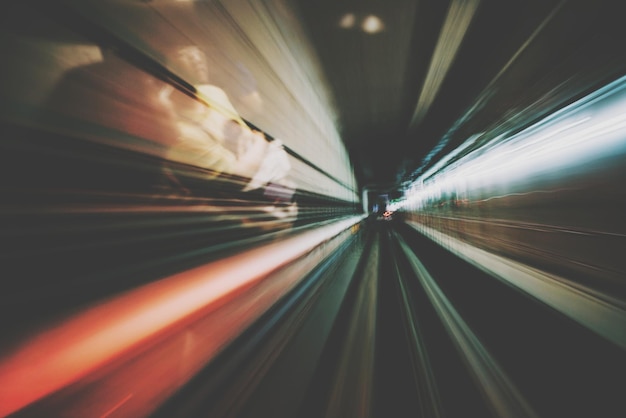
[339,13,356,29]
[361,15,384,34]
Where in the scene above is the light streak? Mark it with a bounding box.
[0,216,363,417]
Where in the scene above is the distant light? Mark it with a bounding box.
[362,15,384,34]
[339,13,356,29]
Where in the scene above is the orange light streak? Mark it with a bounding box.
[0,217,363,417]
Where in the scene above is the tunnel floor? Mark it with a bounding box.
[7,219,625,418]
[139,220,625,418]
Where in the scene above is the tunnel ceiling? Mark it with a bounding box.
[291,0,626,192]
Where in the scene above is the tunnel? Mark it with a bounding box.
[0,1,625,417]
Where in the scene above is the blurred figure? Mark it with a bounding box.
[161,45,297,227]
[158,46,268,195]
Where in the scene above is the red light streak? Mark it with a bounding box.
[0,217,362,417]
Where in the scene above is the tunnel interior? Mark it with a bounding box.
[0,1,625,417]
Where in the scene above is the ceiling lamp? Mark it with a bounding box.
[361,15,384,34]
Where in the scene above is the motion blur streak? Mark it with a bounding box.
[395,233,538,418]
[402,75,626,315]
[408,221,626,349]
[410,0,481,127]
[1,1,626,417]
[406,75,626,209]
[324,237,378,417]
[0,217,362,417]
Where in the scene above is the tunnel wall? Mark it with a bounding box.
[402,75,626,301]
